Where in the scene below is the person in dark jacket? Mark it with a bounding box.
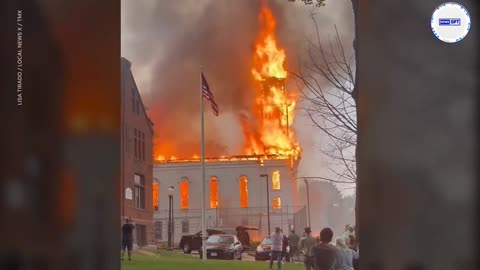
[288,230,300,262]
[121,217,135,261]
[299,227,316,270]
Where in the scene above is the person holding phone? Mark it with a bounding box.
[121,217,135,261]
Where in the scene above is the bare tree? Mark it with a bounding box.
[292,19,357,186]
[289,0,360,245]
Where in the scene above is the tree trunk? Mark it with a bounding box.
[350,0,360,246]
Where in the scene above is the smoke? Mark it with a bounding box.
[121,0,354,159]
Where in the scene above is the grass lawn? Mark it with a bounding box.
[121,251,303,270]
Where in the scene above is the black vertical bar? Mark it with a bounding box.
[266,175,270,235]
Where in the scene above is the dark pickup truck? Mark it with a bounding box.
[179,226,257,254]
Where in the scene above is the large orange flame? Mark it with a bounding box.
[154,3,300,163]
[241,3,300,159]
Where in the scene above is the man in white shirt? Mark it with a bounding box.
[269,227,284,270]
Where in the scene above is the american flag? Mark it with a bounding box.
[201,72,219,116]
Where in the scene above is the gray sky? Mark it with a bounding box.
[121,0,355,195]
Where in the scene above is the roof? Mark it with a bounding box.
[121,57,154,134]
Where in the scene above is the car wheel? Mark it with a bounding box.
[183,244,192,254]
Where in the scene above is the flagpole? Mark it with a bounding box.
[200,66,207,261]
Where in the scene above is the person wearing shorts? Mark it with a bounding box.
[121,217,135,261]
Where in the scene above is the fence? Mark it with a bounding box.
[293,206,308,234]
[153,205,306,244]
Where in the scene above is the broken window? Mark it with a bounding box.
[239,176,248,208]
[180,179,189,209]
[210,177,219,209]
[272,197,282,209]
[272,170,280,190]
[152,181,159,211]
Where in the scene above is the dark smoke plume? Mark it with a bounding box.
[122,0,353,158]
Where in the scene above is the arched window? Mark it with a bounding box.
[272,170,280,190]
[239,176,248,208]
[210,177,219,209]
[152,180,159,211]
[180,178,189,210]
[272,197,282,209]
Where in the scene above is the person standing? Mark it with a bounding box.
[281,230,289,262]
[269,227,284,270]
[288,230,300,262]
[342,225,354,239]
[333,237,358,270]
[347,235,359,270]
[311,227,337,270]
[298,227,316,270]
[121,217,136,261]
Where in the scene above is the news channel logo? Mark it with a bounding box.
[431,2,471,43]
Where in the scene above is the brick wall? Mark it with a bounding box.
[121,58,154,247]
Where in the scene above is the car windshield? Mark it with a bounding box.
[262,238,272,245]
[207,235,234,244]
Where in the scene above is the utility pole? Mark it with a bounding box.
[304,178,311,228]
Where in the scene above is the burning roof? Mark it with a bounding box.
[153,2,300,162]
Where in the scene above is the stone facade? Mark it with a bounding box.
[121,57,155,247]
[152,157,300,245]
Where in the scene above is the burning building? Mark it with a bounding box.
[151,3,305,245]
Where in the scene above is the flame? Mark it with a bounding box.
[153,3,300,162]
[242,3,300,159]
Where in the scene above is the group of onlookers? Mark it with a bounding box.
[269,225,359,270]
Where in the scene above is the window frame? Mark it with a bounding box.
[239,176,248,208]
[133,128,138,159]
[272,197,282,209]
[154,221,163,240]
[181,220,189,234]
[209,176,219,209]
[272,170,281,190]
[134,174,145,209]
[179,179,189,210]
[152,181,159,211]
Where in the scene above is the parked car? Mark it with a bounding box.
[181,226,258,254]
[179,229,224,254]
[199,234,243,260]
[255,236,290,261]
[206,226,258,250]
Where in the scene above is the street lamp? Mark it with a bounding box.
[167,186,174,250]
[260,174,271,235]
[303,178,311,228]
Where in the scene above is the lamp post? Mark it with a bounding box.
[260,174,271,235]
[167,186,174,250]
[303,178,311,228]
